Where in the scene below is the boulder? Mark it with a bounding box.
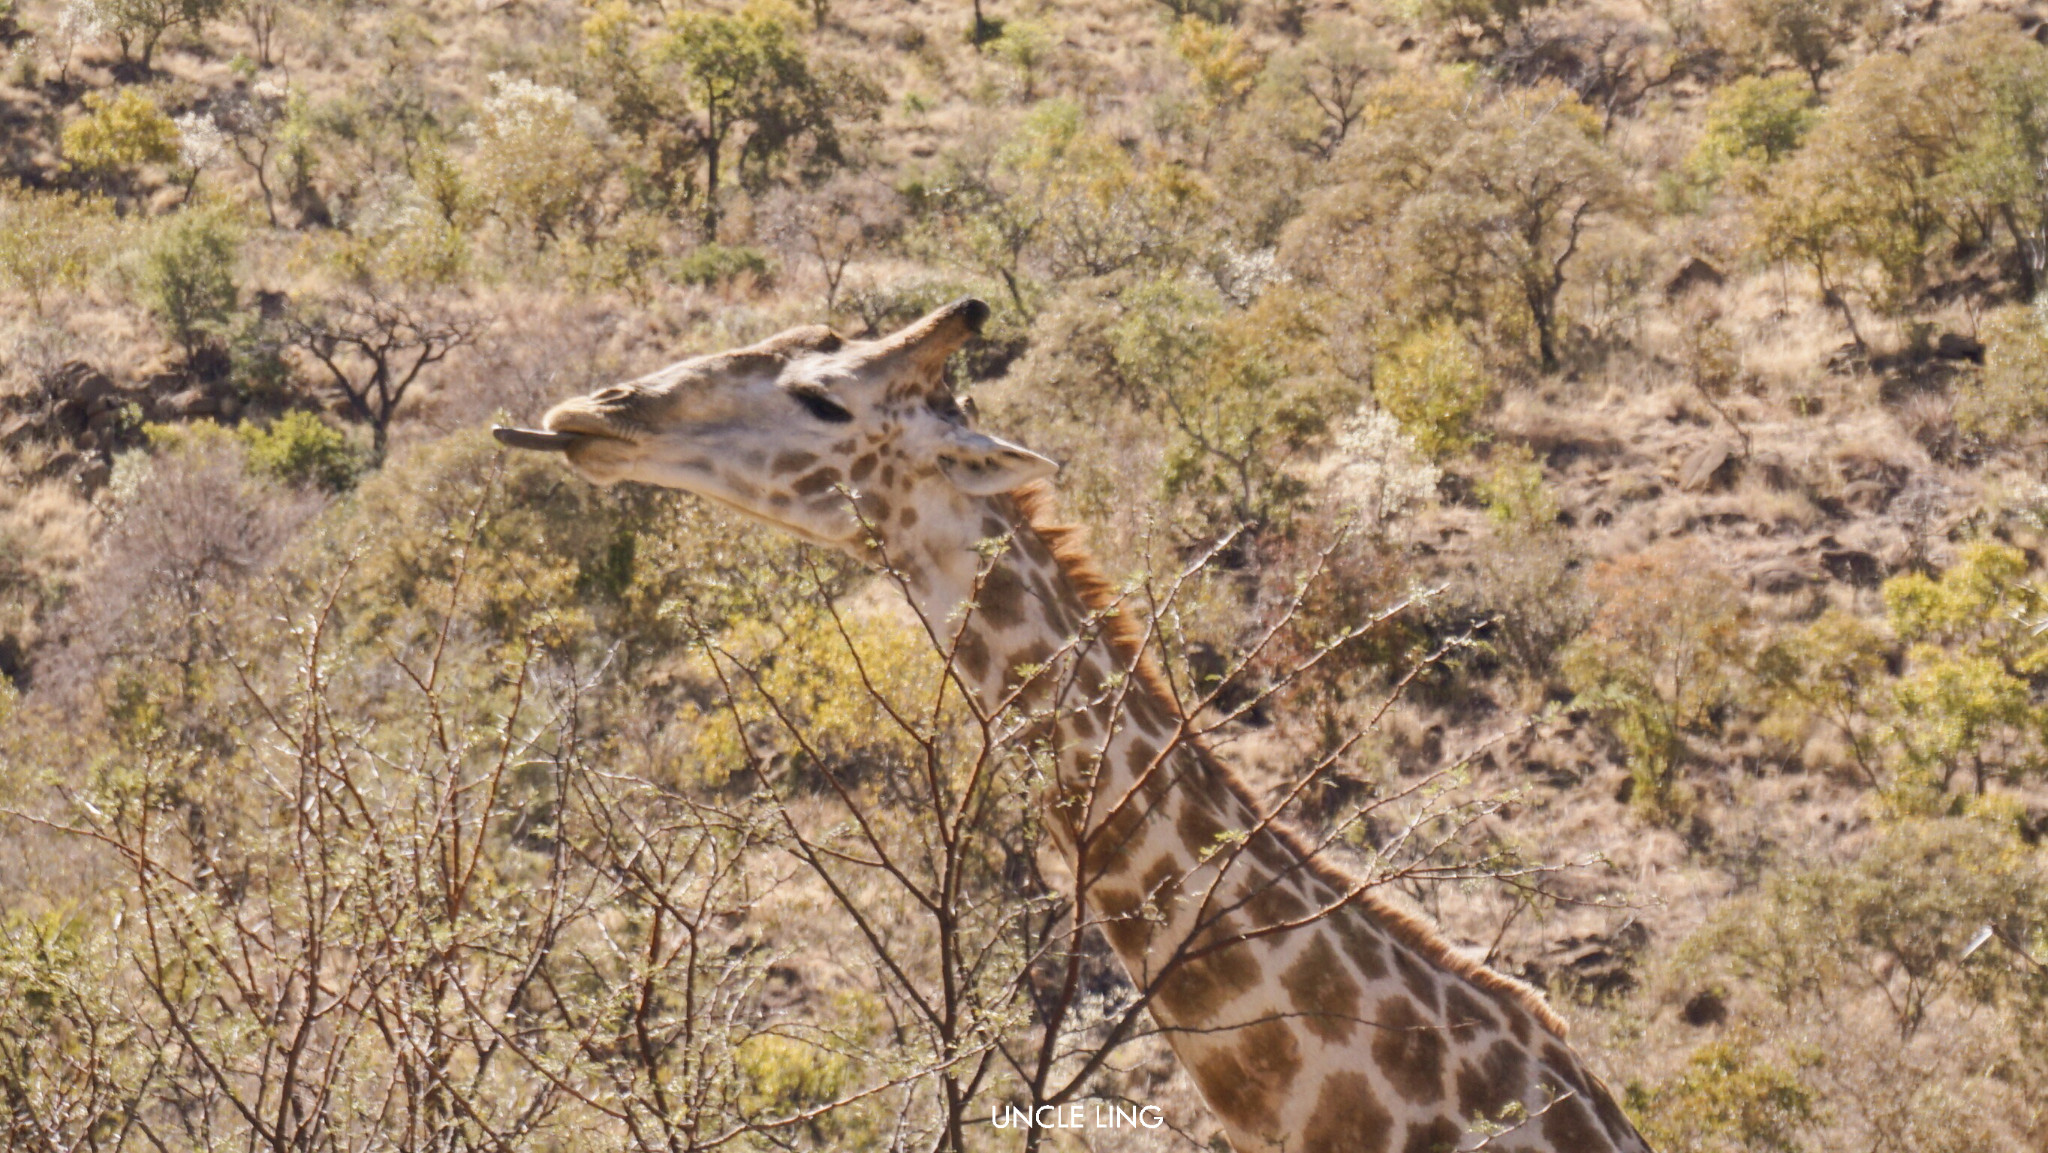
[46,360,115,406]
[1678,442,1739,493]
[1820,548,1883,588]
[37,450,81,480]
[1682,989,1727,1027]
[1664,255,1725,299]
[75,457,110,493]
[1932,332,1985,363]
[0,412,39,450]
[162,388,221,418]
[1749,557,1812,594]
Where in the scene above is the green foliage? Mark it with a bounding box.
[910,98,1212,315]
[138,210,240,361]
[1626,1038,1819,1153]
[1372,320,1492,457]
[1686,816,2048,1036]
[468,73,612,244]
[1113,279,1353,527]
[1961,298,2048,441]
[1752,20,2048,328]
[1563,546,1750,818]
[1885,542,2048,674]
[1879,542,2048,798]
[102,0,224,68]
[1719,0,1876,90]
[1757,608,1892,783]
[1173,16,1264,113]
[237,411,366,492]
[734,1034,872,1142]
[1298,75,1630,370]
[586,0,879,232]
[0,186,120,312]
[990,19,1056,100]
[1674,74,1816,205]
[675,242,772,288]
[61,87,179,180]
[1474,443,1558,530]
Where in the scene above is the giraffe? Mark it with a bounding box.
[495,298,1655,1153]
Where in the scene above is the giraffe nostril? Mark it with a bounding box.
[594,385,635,405]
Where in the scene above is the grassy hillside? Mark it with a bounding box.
[2,0,2047,1147]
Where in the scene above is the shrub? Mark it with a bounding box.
[468,73,612,244]
[990,18,1056,100]
[1756,609,1892,784]
[1373,320,1492,457]
[1325,406,1440,532]
[1961,299,2048,442]
[1685,816,2048,1036]
[238,411,367,492]
[138,210,240,362]
[1626,1037,1819,1153]
[1718,0,1876,91]
[61,87,179,184]
[1562,545,1750,818]
[1677,74,1816,201]
[1475,443,1557,530]
[674,243,772,288]
[0,187,120,313]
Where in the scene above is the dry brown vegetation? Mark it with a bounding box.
[2,0,2048,1147]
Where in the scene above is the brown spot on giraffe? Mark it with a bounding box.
[1540,1092,1608,1148]
[1371,996,1447,1105]
[1246,875,1309,925]
[1175,796,1227,860]
[898,504,917,528]
[1156,912,1264,1025]
[1069,707,1097,740]
[792,467,843,497]
[770,450,817,475]
[1078,783,1154,883]
[1281,935,1361,1042]
[1394,947,1445,1015]
[1096,886,1150,956]
[977,564,1029,630]
[1301,1072,1392,1153]
[1334,912,1391,980]
[1402,1117,1462,1153]
[1188,1019,1301,1137]
[1446,983,1500,1034]
[955,630,991,684]
[1456,1038,1529,1120]
[850,451,878,481]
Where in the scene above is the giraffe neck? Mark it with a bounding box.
[882,495,1652,1153]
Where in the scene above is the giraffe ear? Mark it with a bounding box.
[936,429,1059,495]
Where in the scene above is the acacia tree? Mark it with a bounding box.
[285,287,481,458]
[760,173,903,313]
[584,0,878,233]
[103,0,222,70]
[1298,76,1630,371]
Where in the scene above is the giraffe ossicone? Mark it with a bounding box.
[495,298,1655,1153]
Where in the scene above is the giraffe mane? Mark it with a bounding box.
[1007,480,1571,1039]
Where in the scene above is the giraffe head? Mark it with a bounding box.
[494,299,1057,553]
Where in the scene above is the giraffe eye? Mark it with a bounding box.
[790,389,852,423]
